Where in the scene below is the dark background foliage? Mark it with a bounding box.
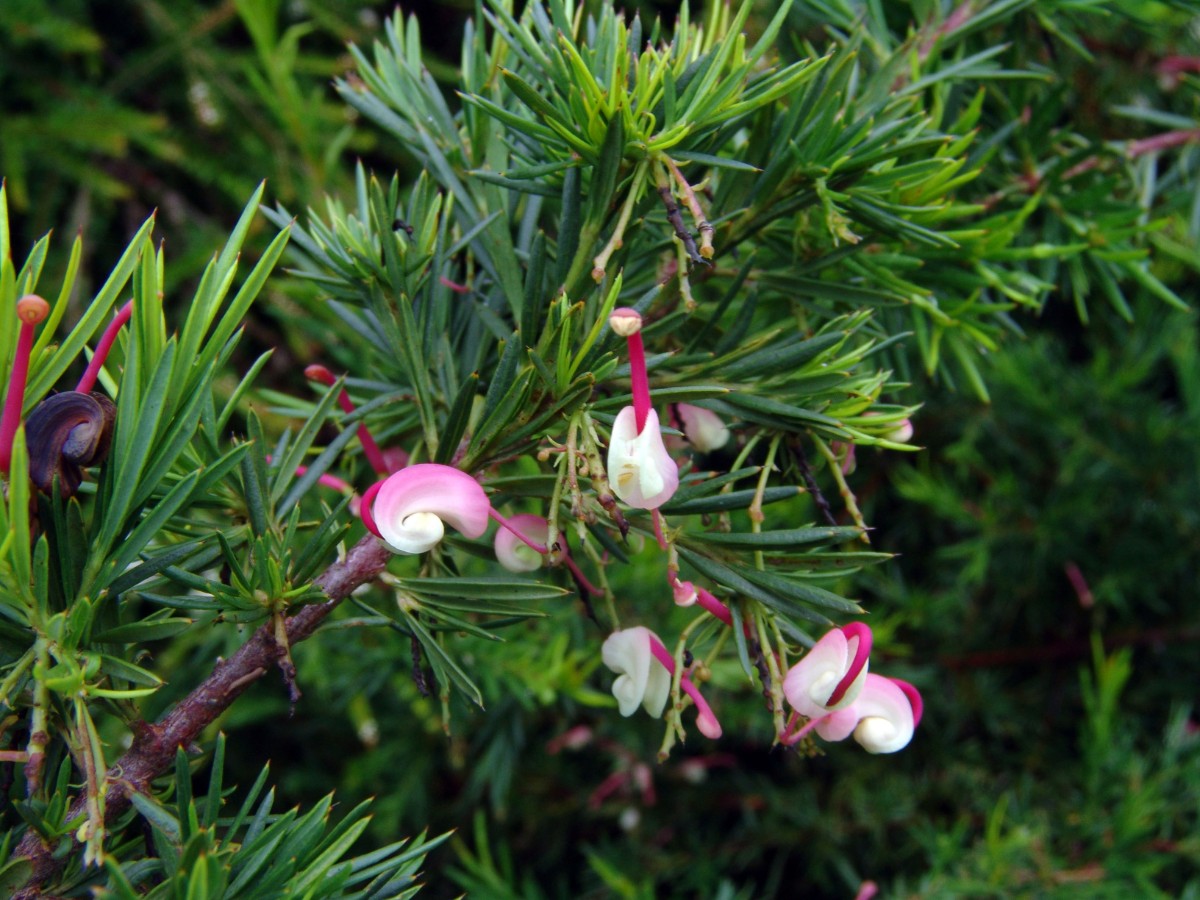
[2,1,1198,897]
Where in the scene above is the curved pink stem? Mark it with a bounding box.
[648,635,723,738]
[489,508,549,554]
[782,711,826,746]
[293,464,354,495]
[679,676,723,738]
[359,480,385,539]
[76,300,132,393]
[890,678,924,728]
[827,622,873,707]
[305,364,390,475]
[1,296,50,475]
[588,770,629,809]
[562,553,604,596]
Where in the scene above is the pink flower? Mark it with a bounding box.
[606,307,678,510]
[675,404,730,452]
[365,463,490,554]
[782,623,873,718]
[883,418,913,443]
[844,675,922,754]
[603,627,724,739]
[781,624,923,754]
[494,513,549,572]
[602,627,671,718]
[607,406,679,509]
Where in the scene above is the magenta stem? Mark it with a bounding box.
[827,622,873,707]
[588,770,629,809]
[342,393,389,475]
[678,676,721,734]
[293,464,354,495]
[890,678,924,728]
[562,554,604,596]
[76,300,133,393]
[648,636,677,674]
[306,364,390,475]
[489,508,549,554]
[694,586,733,627]
[1065,561,1094,609]
[782,712,825,746]
[648,635,722,735]
[626,330,651,433]
[359,480,385,539]
[0,322,38,475]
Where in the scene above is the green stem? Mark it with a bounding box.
[749,435,780,570]
[24,637,50,795]
[563,219,606,300]
[812,434,869,542]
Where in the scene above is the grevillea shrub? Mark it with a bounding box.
[1,2,1197,897]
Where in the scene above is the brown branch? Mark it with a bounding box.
[788,438,838,528]
[657,185,706,268]
[14,535,393,898]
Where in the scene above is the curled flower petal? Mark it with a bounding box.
[850,674,917,754]
[827,622,872,707]
[813,706,861,743]
[783,627,870,719]
[606,406,679,509]
[602,627,670,718]
[25,392,117,497]
[372,463,490,554]
[494,513,549,572]
[676,404,730,452]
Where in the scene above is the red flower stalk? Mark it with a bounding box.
[647,634,722,739]
[305,364,390,475]
[610,308,651,432]
[1,295,51,475]
[76,300,133,393]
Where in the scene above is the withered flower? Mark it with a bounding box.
[25,392,116,497]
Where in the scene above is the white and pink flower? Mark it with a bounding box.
[782,623,922,754]
[606,308,678,510]
[363,463,491,554]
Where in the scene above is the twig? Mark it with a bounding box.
[664,158,714,259]
[14,535,393,898]
[789,438,838,528]
[656,179,706,267]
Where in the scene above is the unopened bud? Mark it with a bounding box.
[304,363,336,385]
[17,295,50,325]
[609,307,643,337]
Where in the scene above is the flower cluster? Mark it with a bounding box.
[781,624,922,754]
[323,304,919,758]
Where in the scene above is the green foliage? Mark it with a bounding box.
[97,736,447,898]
